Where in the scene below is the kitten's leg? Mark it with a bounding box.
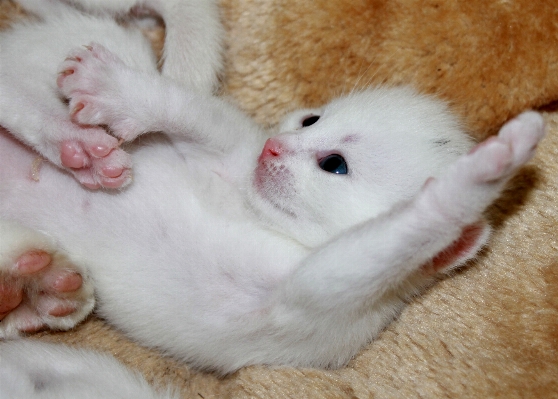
[62,0,224,91]
[157,0,223,92]
[0,340,179,399]
[0,220,94,338]
[269,112,544,346]
[0,80,132,189]
[57,43,262,154]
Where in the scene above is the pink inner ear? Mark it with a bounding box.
[430,222,488,272]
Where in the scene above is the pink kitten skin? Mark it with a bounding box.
[428,223,487,273]
[0,284,22,319]
[0,34,545,374]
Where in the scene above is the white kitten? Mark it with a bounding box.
[0,0,545,388]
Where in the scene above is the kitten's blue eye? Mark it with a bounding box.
[318,154,348,174]
[302,115,320,127]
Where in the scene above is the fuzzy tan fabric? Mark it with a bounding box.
[2,0,558,397]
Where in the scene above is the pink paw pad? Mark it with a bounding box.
[0,250,57,321]
[0,248,89,336]
[0,284,23,318]
[59,138,131,189]
[15,251,51,275]
[43,271,83,293]
[60,141,90,169]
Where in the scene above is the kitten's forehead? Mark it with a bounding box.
[316,88,467,147]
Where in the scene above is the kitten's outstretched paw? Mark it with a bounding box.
[0,238,94,339]
[421,111,545,224]
[416,112,544,272]
[464,111,545,183]
[57,43,143,142]
[497,111,545,166]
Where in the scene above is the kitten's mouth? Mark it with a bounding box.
[253,160,295,212]
[254,161,290,193]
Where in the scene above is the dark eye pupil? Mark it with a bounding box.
[319,154,348,174]
[302,115,320,127]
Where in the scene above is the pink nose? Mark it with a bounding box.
[259,138,283,161]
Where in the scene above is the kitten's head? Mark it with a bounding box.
[248,87,474,247]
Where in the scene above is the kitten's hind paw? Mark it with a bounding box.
[59,136,132,190]
[57,43,144,142]
[0,227,94,339]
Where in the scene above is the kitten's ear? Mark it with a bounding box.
[428,220,491,274]
[278,108,322,132]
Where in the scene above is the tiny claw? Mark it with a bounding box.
[83,44,93,51]
[65,56,81,62]
[57,70,74,88]
[59,69,74,77]
[71,102,85,117]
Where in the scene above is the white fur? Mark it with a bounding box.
[0,0,546,393]
[0,340,178,399]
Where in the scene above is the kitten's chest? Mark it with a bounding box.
[110,167,307,304]
[166,145,259,220]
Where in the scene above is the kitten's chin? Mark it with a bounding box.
[247,180,332,248]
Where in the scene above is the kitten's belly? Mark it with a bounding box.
[0,131,306,328]
[0,127,42,181]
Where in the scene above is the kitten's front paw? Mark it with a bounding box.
[421,111,545,224]
[464,111,545,183]
[57,43,142,142]
[0,235,94,338]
